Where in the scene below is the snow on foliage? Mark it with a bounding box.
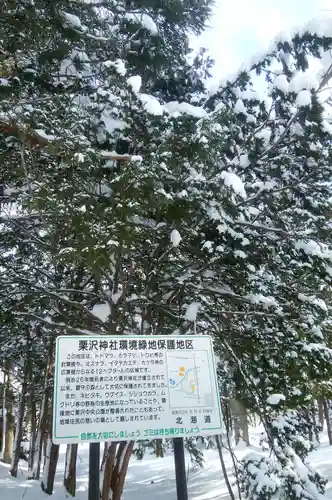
[163,101,207,118]
[184,302,201,322]
[170,229,182,247]
[91,303,111,323]
[125,12,158,36]
[266,394,286,405]
[127,75,142,94]
[221,171,246,198]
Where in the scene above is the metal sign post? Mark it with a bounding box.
[88,442,100,500]
[173,437,188,500]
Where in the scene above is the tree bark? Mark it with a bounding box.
[3,360,15,464]
[101,441,134,500]
[63,444,78,496]
[318,399,324,430]
[30,340,53,479]
[216,435,236,500]
[28,380,37,474]
[229,399,250,446]
[11,340,30,477]
[323,399,332,445]
[155,439,164,458]
[40,435,59,495]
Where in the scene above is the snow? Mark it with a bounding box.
[125,13,158,36]
[104,59,126,76]
[234,98,247,114]
[163,101,207,119]
[289,72,319,93]
[139,94,163,116]
[2,429,332,500]
[296,90,312,107]
[101,111,126,133]
[127,75,142,94]
[170,229,182,247]
[184,302,201,322]
[91,302,111,323]
[273,74,289,93]
[266,394,286,405]
[34,129,56,141]
[221,171,246,199]
[62,12,82,29]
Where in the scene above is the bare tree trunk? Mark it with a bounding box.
[63,444,78,496]
[3,360,15,464]
[28,382,37,474]
[318,399,324,430]
[216,435,236,500]
[155,439,164,458]
[229,399,250,446]
[101,441,134,500]
[40,434,59,495]
[101,442,108,471]
[31,340,53,480]
[11,340,30,477]
[323,399,332,445]
[0,371,7,457]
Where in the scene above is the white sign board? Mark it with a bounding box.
[53,335,222,444]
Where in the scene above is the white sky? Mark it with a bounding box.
[193,0,332,80]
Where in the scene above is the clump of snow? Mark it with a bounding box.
[34,129,56,141]
[139,94,163,115]
[267,394,286,405]
[170,229,182,247]
[289,72,319,93]
[91,302,111,323]
[127,75,142,94]
[273,74,289,93]
[295,240,321,256]
[104,59,126,76]
[221,171,246,199]
[163,101,207,119]
[62,11,82,29]
[74,152,85,163]
[234,99,247,114]
[184,302,201,322]
[101,111,126,133]
[298,293,327,311]
[296,90,311,107]
[247,294,278,309]
[125,13,158,36]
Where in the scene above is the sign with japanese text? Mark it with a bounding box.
[53,335,222,444]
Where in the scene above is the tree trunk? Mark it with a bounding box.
[155,439,164,458]
[318,399,324,430]
[40,435,59,495]
[101,442,108,471]
[229,399,250,446]
[323,399,332,445]
[0,371,7,457]
[216,435,236,500]
[64,444,78,497]
[101,441,134,500]
[3,360,15,464]
[28,382,37,474]
[11,342,30,477]
[40,343,59,495]
[30,340,53,480]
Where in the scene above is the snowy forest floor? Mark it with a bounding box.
[1,429,332,500]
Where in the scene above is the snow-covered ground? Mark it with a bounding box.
[1,431,332,500]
